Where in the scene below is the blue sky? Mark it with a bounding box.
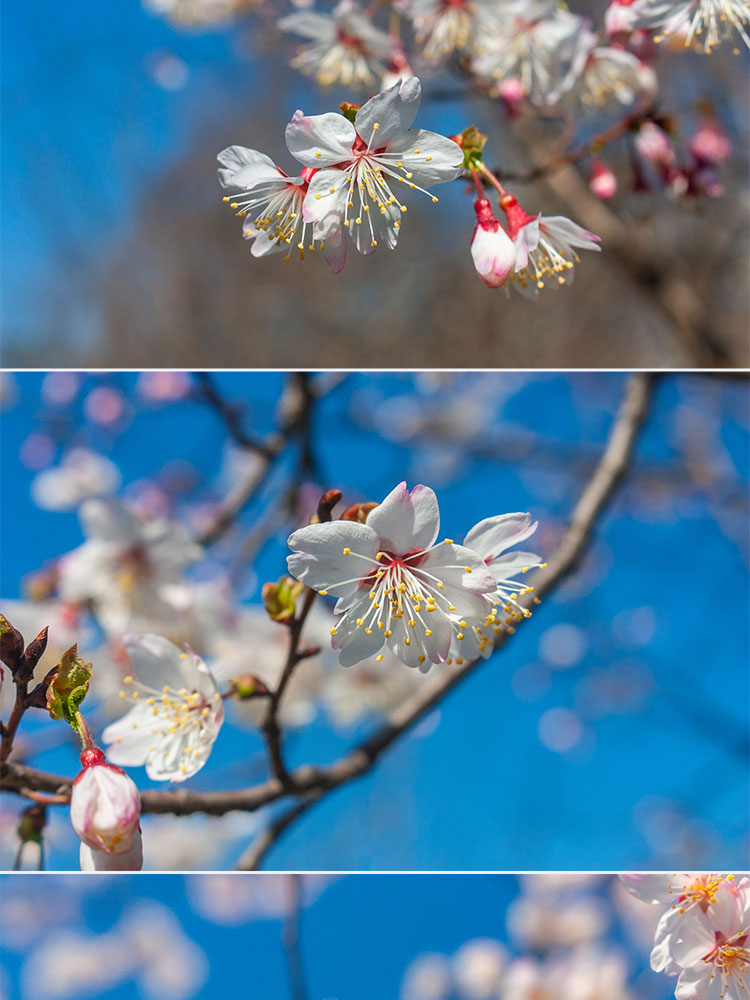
[0,874,675,1000]
[0,372,748,871]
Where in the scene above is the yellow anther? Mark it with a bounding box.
[343,547,351,555]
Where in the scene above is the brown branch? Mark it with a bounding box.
[262,587,317,788]
[0,376,656,854]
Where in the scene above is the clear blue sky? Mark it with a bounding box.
[0,372,748,871]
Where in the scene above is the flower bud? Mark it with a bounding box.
[262,576,304,623]
[635,122,674,168]
[70,748,141,854]
[341,501,378,523]
[80,827,143,871]
[690,121,732,165]
[589,159,617,200]
[471,198,516,288]
[228,673,270,699]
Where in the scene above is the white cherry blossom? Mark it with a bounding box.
[102,634,224,782]
[286,77,463,261]
[279,1,395,88]
[629,0,750,51]
[286,482,497,670]
[217,146,345,271]
[58,498,202,639]
[395,0,500,63]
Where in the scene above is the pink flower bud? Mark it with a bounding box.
[635,122,674,168]
[79,828,143,871]
[470,198,517,288]
[589,159,617,200]
[70,747,141,854]
[690,121,732,165]
[498,77,525,117]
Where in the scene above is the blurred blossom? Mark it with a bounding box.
[611,605,657,646]
[19,432,56,471]
[136,370,193,402]
[140,811,267,870]
[508,893,608,951]
[40,372,82,407]
[25,900,207,1000]
[31,448,121,511]
[575,660,655,719]
[83,385,127,428]
[186,873,332,923]
[538,623,588,669]
[511,661,552,702]
[452,940,507,999]
[400,953,452,1000]
[146,52,191,91]
[538,707,584,753]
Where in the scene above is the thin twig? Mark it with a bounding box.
[237,793,322,871]
[283,874,308,1000]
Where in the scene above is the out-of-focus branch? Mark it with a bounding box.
[237,794,322,871]
[196,371,324,546]
[282,874,309,1000]
[0,376,656,857]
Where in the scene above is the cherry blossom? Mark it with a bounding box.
[217,146,345,271]
[629,0,750,51]
[499,193,601,294]
[58,498,202,638]
[279,1,395,88]
[395,0,499,63]
[286,482,497,669]
[286,77,463,261]
[102,634,224,781]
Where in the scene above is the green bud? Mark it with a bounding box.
[338,101,361,124]
[262,576,304,623]
[45,645,93,730]
[458,125,488,170]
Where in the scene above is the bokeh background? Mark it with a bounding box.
[0,370,748,871]
[2,1,749,368]
[0,873,679,1000]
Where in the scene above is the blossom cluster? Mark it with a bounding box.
[620,873,750,1000]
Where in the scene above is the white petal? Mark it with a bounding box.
[287,520,380,594]
[123,633,190,690]
[216,146,284,191]
[79,498,137,545]
[355,77,422,147]
[366,482,440,553]
[303,169,350,226]
[285,110,355,168]
[488,551,542,580]
[464,513,538,560]
[278,10,336,42]
[385,129,464,186]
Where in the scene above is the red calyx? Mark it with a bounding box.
[80,747,106,768]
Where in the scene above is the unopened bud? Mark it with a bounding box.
[0,613,24,671]
[70,748,142,855]
[262,576,304,623]
[315,489,343,523]
[45,645,92,727]
[456,125,488,170]
[228,674,271,699]
[338,101,361,123]
[17,804,47,845]
[589,159,617,199]
[341,501,378,523]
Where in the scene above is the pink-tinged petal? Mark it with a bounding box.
[513,219,540,271]
[287,520,380,594]
[471,226,516,287]
[366,482,440,553]
[321,224,347,275]
[709,880,744,936]
[355,76,422,147]
[651,906,684,973]
[619,872,682,904]
[541,215,601,252]
[217,146,286,192]
[672,912,717,969]
[674,965,713,1000]
[285,110,356,168]
[464,513,539,560]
